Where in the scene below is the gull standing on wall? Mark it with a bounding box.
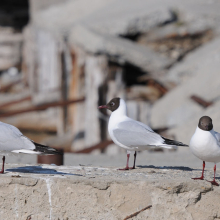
[98,97,188,170]
[0,121,62,173]
[190,116,220,186]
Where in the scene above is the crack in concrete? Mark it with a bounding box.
[45,178,52,220]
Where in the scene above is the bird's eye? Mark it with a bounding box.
[110,102,115,106]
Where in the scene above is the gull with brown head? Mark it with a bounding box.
[190,116,220,186]
[99,97,188,170]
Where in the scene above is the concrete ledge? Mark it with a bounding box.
[1,164,219,220]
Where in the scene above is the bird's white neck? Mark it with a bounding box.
[108,99,128,132]
[196,126,214,134]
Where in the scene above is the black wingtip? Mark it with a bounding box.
[33,142,63,155]
[163,137,188,147]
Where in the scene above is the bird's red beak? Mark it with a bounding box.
[98,105,107,109]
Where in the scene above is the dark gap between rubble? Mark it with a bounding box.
[98,83,108,147]
[108,61,147,87]
[123,63,147,86]
[107,61,169,102]
[0,0,29,30]
[119,10,178,41]
[20,129,57,136]
[159,10,178,26]
[119,33,141,41]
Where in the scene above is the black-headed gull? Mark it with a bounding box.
[190,116,220,186]
[98,97,188,170]
[0,121,62,174]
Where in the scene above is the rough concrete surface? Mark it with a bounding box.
[5,147,217,169]
[1,159,220,220]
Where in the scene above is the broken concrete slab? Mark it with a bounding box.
[83,0,174,36]
[31,0,115,33]
[164,37,220,86]
[69,25,173,72]
[168,99,220,144]
[151,37,220,129]
[31,0,220,36]
[1,163,220,220]
[139,28,213,62]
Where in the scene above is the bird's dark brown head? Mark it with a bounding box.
[98,97,120,112]
[198,116,213,131]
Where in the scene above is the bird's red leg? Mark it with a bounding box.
[208,164,219,186]
[0,156,5,174]
[118,153,130,170]
[192,161,205,180]
[130,151,137,169]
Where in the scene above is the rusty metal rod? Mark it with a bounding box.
[190,95,213,108]
[72,140,113,154]
[147,79,168,95]
[0,97,85,118]
[0,96,31,110]
[0,79,22,92]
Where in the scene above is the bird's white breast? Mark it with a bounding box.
[108,111,131,150]
[190,127,220,163]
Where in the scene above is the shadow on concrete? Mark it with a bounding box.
[6,166,82,176]
[137,165,195,171]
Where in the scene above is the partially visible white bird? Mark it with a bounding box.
[98,97,188,170]
[0,121,62,174]
[190,116,220,186]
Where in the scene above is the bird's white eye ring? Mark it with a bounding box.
[111,102,115,106]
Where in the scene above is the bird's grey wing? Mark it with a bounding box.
[113,121,165,147]
[215,131,220,142]
[0,122,35,151]
[134,121,154,132]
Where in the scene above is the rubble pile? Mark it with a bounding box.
[1,0,220,154]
